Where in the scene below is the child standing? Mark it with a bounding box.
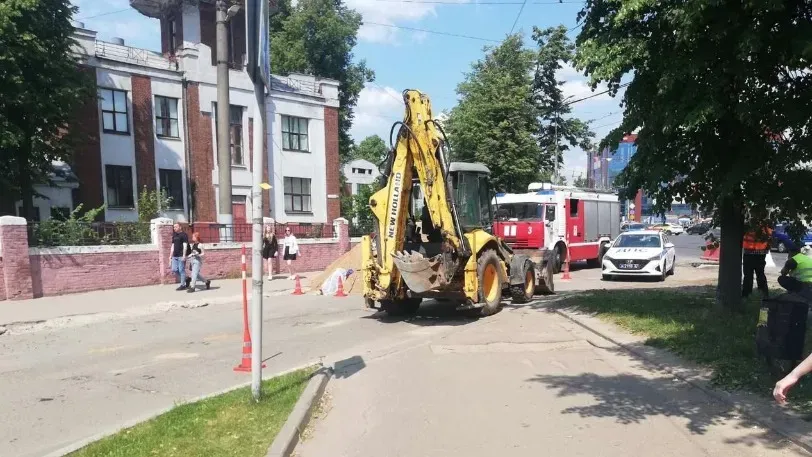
[282,226,300,279]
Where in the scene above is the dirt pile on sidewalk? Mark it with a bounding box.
[308,244,364,295]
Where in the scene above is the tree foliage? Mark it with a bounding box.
[532,26,594,180]
[0,0,94,217]
[270,0,374,161]
[446,35,543,193]
[574,0,812,310]
[352,134,388,164]
[573,174,588,188]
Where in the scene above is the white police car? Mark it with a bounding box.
[602,230,676,281]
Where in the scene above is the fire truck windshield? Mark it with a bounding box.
[495,203,543,221]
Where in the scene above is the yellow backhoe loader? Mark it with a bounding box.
[360,89,555,316]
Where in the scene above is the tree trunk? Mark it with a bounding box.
[716,195,744,312]
[19,133,35,221]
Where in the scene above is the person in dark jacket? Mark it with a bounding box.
[262,225,279,280]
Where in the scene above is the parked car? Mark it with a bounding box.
[648,223,683,235]
[621,222,648,232]
[686,221,711,235]
[772,224,812,252]
[602,230,676,281]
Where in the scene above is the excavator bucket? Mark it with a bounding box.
[392,251,450,294]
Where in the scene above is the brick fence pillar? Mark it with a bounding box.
[334,217,350,254]
[263,217,277,275]
[151,217,175,284]
[0,216,33,300]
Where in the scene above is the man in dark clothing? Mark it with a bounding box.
[170,223,189,290]
[742,219,772,298]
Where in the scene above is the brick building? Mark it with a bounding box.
[63,1,340,225]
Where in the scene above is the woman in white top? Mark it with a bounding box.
[282,226,300,279]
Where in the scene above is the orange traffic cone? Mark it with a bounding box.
[292,275,304,295]
[561,247,572,280]
[334,275,347,297]
[233,329,266,372]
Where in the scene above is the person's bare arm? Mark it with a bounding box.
[774,353,812,403]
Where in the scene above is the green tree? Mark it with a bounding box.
[574,0,812,311]
[531,25,594,181]
[573,174,588,188]
[352,134,388,164]
[0,0,94,218]
[270,0,374,161]
[446,34,542,193]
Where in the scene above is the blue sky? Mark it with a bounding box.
[72,0,625,182]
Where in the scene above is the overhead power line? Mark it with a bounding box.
[508,0,528,35]
[564,82,630,106]
[363,21,501,42]
[76,8,132,21]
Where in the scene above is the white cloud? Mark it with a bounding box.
[350,84,404,141]
[348,0,469,44]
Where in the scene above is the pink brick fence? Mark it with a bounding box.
[0,216,351,301]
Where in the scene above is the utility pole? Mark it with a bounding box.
[246,0,272,402]
[216,0,236,231]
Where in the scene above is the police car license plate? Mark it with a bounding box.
[619,263,639,269]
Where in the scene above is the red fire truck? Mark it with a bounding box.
[493,183,621,272]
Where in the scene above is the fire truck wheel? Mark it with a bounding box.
[510,261,535,304]
[477,249,504,316]
[535,260,555,295]
[381,298,421,316]
[553,244,565,274]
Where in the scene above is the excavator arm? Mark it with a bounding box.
[364,89,470,299]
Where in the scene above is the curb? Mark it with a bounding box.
[553,307,812,454]
[266,366,333,457]
[43,362,323,457]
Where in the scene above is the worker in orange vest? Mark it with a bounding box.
[742,218,773,298]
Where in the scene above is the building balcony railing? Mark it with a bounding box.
[271,76,322,97]
[95,40,178,71]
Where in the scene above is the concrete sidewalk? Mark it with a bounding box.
[0,272,321,330]
[299,303,809,457]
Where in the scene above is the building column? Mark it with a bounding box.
[324,106,340,222]
[0,216,33,300]
[71,65,105,219]
[132,74,157,194]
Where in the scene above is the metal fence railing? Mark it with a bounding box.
[349,223,374,238]
[275,223,333,239]
[28,221,152,247]
[189,223,334,243]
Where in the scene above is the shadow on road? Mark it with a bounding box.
[334,355,366,379]
[364,299,481,327]
[526,368,797,451]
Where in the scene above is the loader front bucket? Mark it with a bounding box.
[392,251,451,294]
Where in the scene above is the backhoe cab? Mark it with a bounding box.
[360,89,554,317]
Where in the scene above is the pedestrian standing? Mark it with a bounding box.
[742,217,772,299]
[282,226,300,279]
[186,232,211,293]
[170,223,189,290]
[262,225,279,281]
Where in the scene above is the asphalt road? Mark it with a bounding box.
[0,265,721,457]
[670,233,788,266]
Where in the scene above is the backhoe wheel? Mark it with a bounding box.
[510,261,535,304]
[381,298,421,316]
[477,249,504,316]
